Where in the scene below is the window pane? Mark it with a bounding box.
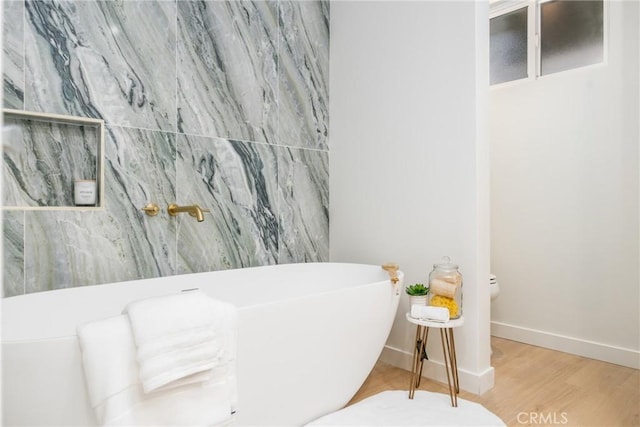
[540,0,603,76]
[490,7,528,85]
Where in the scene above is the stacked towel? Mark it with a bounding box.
[77,291,237,426]
[125,291,228,393]
[410,305,450,322]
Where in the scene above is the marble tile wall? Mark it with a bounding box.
[3,117,100,207]
[1,0,329,297]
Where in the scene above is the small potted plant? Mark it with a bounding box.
[406,283,429,306]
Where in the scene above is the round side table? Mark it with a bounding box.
[406,313,464,407]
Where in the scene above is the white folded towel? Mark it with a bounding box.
[124,291,230,393]
[410,305,450,322]
[77,292,238,426]
[77,315,138,411]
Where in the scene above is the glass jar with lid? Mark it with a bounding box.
[428,256,463,319]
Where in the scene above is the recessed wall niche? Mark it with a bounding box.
[2,109,104,209]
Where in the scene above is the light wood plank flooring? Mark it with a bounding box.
[349,337,639,426]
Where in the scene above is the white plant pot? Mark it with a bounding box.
[409,295,428,307]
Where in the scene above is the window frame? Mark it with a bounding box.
[489,0,536,87]
[536,0,608,78]
[489,0,608,88]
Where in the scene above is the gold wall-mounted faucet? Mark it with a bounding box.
[167,204,210,222]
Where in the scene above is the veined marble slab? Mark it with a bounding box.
[2,0,24,109]
[2,0,330,296]
[279,0,329,150]
[101,125,177,280]
[2,211,25,297]
[278,146,329,263]
[24,0,176,130]
[2,117,98,207]
[24,210,124,292]
[22,126,177,292]
[177,0,278,143]
[105,125,176,214]
[176,134,278,273]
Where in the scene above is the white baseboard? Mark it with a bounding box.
[491,321,640,369]
[379,345,495,395]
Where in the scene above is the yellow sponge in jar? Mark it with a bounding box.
[429,295,459,318]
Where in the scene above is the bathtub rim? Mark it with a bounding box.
[1,262,403,342]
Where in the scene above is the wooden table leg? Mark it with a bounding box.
[409,322,460,407]
[405,314,464,407]
[448,328,460,394]
[409,325,430,398]
[416,327,429,388]
[408,324,422,399]
[440,328,457,407]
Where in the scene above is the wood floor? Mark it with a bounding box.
[349,337,639,426]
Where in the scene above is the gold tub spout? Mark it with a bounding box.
[382,262,400,284]
[167,204,210,222]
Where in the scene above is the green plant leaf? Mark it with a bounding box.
[405,283,429,296]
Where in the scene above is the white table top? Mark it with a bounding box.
[406,313,465,328]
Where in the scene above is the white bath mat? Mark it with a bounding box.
[306,390,505,426]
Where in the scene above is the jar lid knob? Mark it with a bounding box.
[434,256,458,270]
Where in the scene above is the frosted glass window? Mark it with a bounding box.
[490,7,528,85]
[540,0,603,76]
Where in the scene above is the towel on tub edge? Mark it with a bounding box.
[77,291,238,426]
[124,290,232,394]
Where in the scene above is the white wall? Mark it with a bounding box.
[490,0,639,369]
[330,1,492,393]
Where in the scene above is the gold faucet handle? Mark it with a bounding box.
[142,203,160,216]
[382,262,399,273]
[382,262,400,284]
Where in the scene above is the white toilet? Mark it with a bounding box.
[490,274,500,301]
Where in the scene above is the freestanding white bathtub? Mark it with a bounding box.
[1,262,402,426]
